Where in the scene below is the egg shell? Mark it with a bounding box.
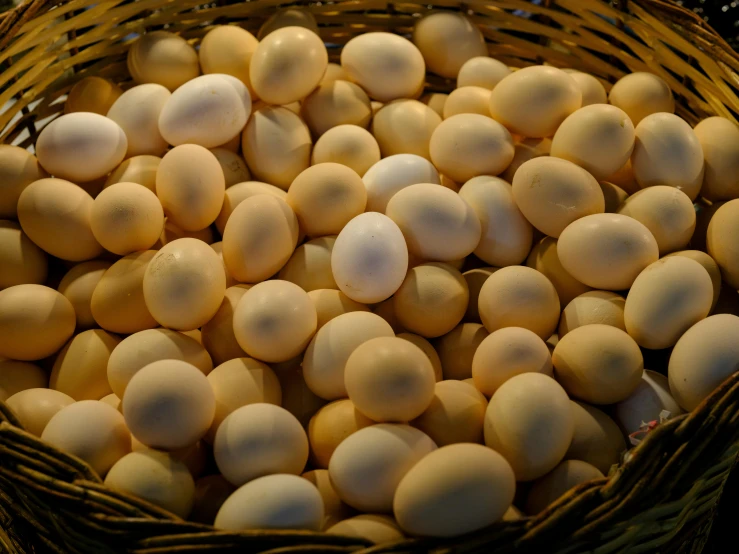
[525,460,604,515]
[0,361,48,402]
[484,373,573,481]
[17,178,103,261]
[331,212,408,304]
[278,236,337,292]
[307,398,374,469]
[362,154,441,213]
[41,400,131,477]
[321,63,349,84]
[559,290,626,338]
[607,72,674,126]
[526,237,591,307]
[0,220,48,290]
[429,113,514,183]
[143,238,226,330]
[214,403,309,486]
[420,93,448,117]
[308,289,370,331]
[106,84,170,157]
[412,12,486,78]
[557,214,659,291]
[327,514,404,544]
[64,76,123,115]
[615,370,683,436]
[412,380,487,446]
[100,393,121,410]
[565,401,626,475]
[499,137,551,183]
[478,265,560,340]
[209,148,251,188]
[272,361,327,427]
[442,86,491,118]
[461,267,496,322]
[200,285,250,365]
[232,280,316,363]
[457,57,511,90]
[373,298,405,333]
[329,423,437,512]
[693,116,739,201]
[666,250,721,309]
[302,469,352,529]
[215,180,286,234]
[301,80,372,137]
[157,218,216,248]
[311,125,381,177]
[0,285,76,361]
[190,475,236,524]
[599,181,629,213]
[563,70,607,106]
[435,323,488,380]
[107,328,213,398]
[127,31,199,91]
[242,106,312,190]
[105,155,160,192]
[199,26,259,97]
[258,6,319,39]
[5,388,75,437]
[0,145,47,218]
[371,100,441,160]
[706,199,739,289]
[396,333,443,382]
[205,357,282,443]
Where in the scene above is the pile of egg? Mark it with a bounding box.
[2,7,739,542]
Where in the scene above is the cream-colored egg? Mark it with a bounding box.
[208,241,237,287]
[420,93,448,117]
[143,238,226,330]
[201,285,250,365]
[340,33,425,102]
[371,100,441,160]
[123,359,215,450]
[35,113,127,182]
[155,218,214,246]
[608,72,674,126]
[373,297,405,333]
[489,66,582,137]
[301,80,372,136]
[278,236,337,292]
[328,514,404,544]
[553,324,643,404]
[105,155,160,192]
[209,148,251,188]
[258,6,319,39]
[436,323,488,380]
[0,361,48,402]
[397,333,443,382]
[308,289,370,331]
[559,290,626,338]
[412,380,487,445]
[484,373,573,481]
[457,57,511,90]
[693,116,739,201]
[17,178,103,261]
[632,112,704,200]
[525,459,604,515]
[394,443,514,537]
[429,113,514,183]
[106,84,170,157]
[308,399,375,468]
[215,181,286,234]
[0,285,75,361]
[499,137,551,183]
[526,237,591,307]
[615,370,683,435]
[331,212,408,304]
[511,157,604,238]
[362,154,440,213]
[302,469,352,529]
[472,327,553,396]
[200,26,259,96]
[565,401,626,474]
[706,200,739,289]
[64,77,123,115]
[0,220,47,290]
[563,70,607,106]
[214,403,308,486]
[100,393,121,410]
[190,475,236,524]
[127,31,199,91]
[41,400,131,477]
[242,106,312,190]
[0,146,47,218]
[105,450,195,518]
[600,181,629,213]
[478,265,560,340]
[557,214,659,290]
[321,63,349,84]
[604,159,640,195]
[412,12,486,78]
[394,263,469,339]
[5,388,74,436]
[311,125,380,177]
[232,280,316,363]
[624,257,713,349]
[442,86,491,118]
[462,267,496,323]
[666,250,721,309]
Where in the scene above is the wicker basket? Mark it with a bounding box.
[2,0,739,552]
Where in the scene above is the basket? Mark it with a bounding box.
[1,0,739,552]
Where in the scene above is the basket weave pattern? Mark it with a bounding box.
[1,1,739,552]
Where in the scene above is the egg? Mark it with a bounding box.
[442,86,492,118]
[17,178,103,261]
[489,66,582,137]
[340,33,425,102]
[412,380,487,445]
[214,403,308,486]
[100,393,121,410]
[215,180,287,234]
[197,287,248,365]
[435,323,488,380]
[693,116,739,201]
[127,31,200,91]
[371,100,441,160]
[331,212,408,304]
[525,460,604,515]
[706,199,739,289]
[396,333,443,382]
[692,199,723,253]
[107,327,212,398]
[242,106,312,190]
[5,388,75,437]
[607,72,674,126]
[362,154,441,213]
[420,93,448,117]
[143,238,226,330]
[457,57,511,90]
[199,26,259,96]
[205,357,282,442]
[89,251,158,334]
[271,359,327,427]
[512,157,605,238]
[190,475,236,524]
[278,237,337,292]
[599,181,629,213]
[624,257,713,349]
[105,84,170,157]
[301,80,372,136]
[632,112,705,200]
[472,327,553,396]
[327,514,404,544]
[604,159,640,195]
[0,220,48,290]
[303,311,394,400]
[321,63,349,84]
[558,290,626,338]
[207,242,236,288]
[556,214,659,290]
[386,184,480,261]
[209,148,251,188]
[565,401,626,474]
[552,324,643,404]
[393,263,469,339]
[525,237,591,307]
[0,285,76,361]
[499,137,551,183]
[307,399,374,469]
[105,155,160,192]
[0,361,48,401]
[123,359,215,450]
[412,12,486,78]
[258,6,319,39]
[372,297,405,333]
[308,289,370,331]
[0,145,47,218]
[64,76,123,115]
[301,469,352,529]
[429,113,514,183]
[35,112,127,182]
[666,250,721,309]
[156,218,215,245]
[461,267,496,323]
[615,370,684,436]
[104,450,195,518]
[478,265,560,340]
[41,400,131,477]
[311,125,380,178]
[394,443,514,537]
[563,70,607,106]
